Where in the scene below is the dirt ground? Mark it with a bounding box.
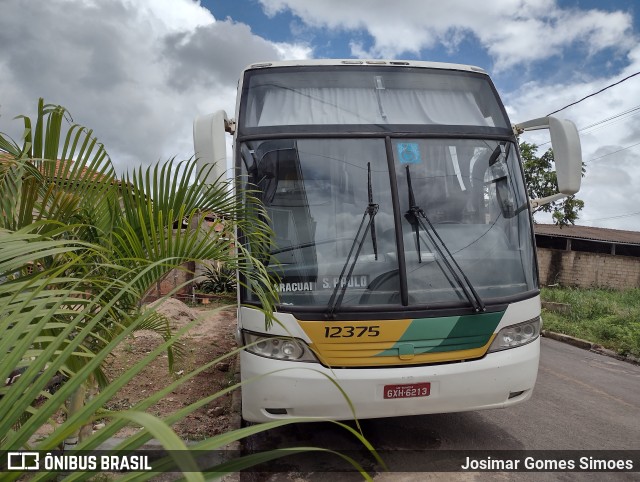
[102,298,240,441]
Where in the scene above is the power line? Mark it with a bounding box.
[547,71,640,116]
[579,105,640,133]
[581,211,640,222]
[536,104,640,148]
[586,141,640,163]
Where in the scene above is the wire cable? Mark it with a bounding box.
[581,211,640,222]
[586,141,640,163]
[547,71,640,116]
[534,105,640,148]
[579,105,640,132]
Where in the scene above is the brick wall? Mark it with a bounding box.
[143,262,196,302]
[537,248,640,289]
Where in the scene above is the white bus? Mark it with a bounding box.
[194,60,582,423]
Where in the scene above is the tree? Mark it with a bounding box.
[0,100,278,371]
[519,140,585,226]
[0,228,377,479]
[0,100,276,428]
[0,99,377,479]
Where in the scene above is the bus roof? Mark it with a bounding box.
[243,59,488,75]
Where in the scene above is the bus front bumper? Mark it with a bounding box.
[240,337,540,422]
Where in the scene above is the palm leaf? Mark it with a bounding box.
[0,98,378,480]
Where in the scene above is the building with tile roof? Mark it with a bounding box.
[535,224,640,289]
[535,224,640,258]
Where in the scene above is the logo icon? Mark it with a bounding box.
[7,452,40,471]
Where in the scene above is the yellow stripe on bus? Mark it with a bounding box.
[299,319,497,367]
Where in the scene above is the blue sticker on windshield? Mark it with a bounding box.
[397,143,422,164]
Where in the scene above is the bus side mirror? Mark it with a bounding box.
[193,110,235,184]
[513,116,582,208]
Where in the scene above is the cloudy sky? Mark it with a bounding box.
[1,0,639,230]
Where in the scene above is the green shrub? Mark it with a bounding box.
[196,265,237,294]
[541,287,640,357]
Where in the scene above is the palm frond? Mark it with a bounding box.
[0,98,378,481]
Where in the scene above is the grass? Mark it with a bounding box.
[541,287,640,357]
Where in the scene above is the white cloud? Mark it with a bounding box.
[258,0,633,70]
[257,0,640,229]
[272,42,314,60]
[505,43,640,231]
[0,0,310,174]
[121,0,215,32]
[1,0,638,231]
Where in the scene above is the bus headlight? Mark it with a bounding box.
[243,331,318,362]
[488,317,541,353]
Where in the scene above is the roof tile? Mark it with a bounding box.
[534,224,640,246]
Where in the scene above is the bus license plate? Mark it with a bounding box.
[384,382,431,399]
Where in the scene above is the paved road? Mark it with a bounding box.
[240,338,640,481]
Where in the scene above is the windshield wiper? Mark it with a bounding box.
[404,166,486,313]
[326,162,379,318]
[367,161,379,261]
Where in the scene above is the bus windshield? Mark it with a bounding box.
[240,66,509,129]
[240,137,536,310]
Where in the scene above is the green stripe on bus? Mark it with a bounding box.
[375,311,504,357]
